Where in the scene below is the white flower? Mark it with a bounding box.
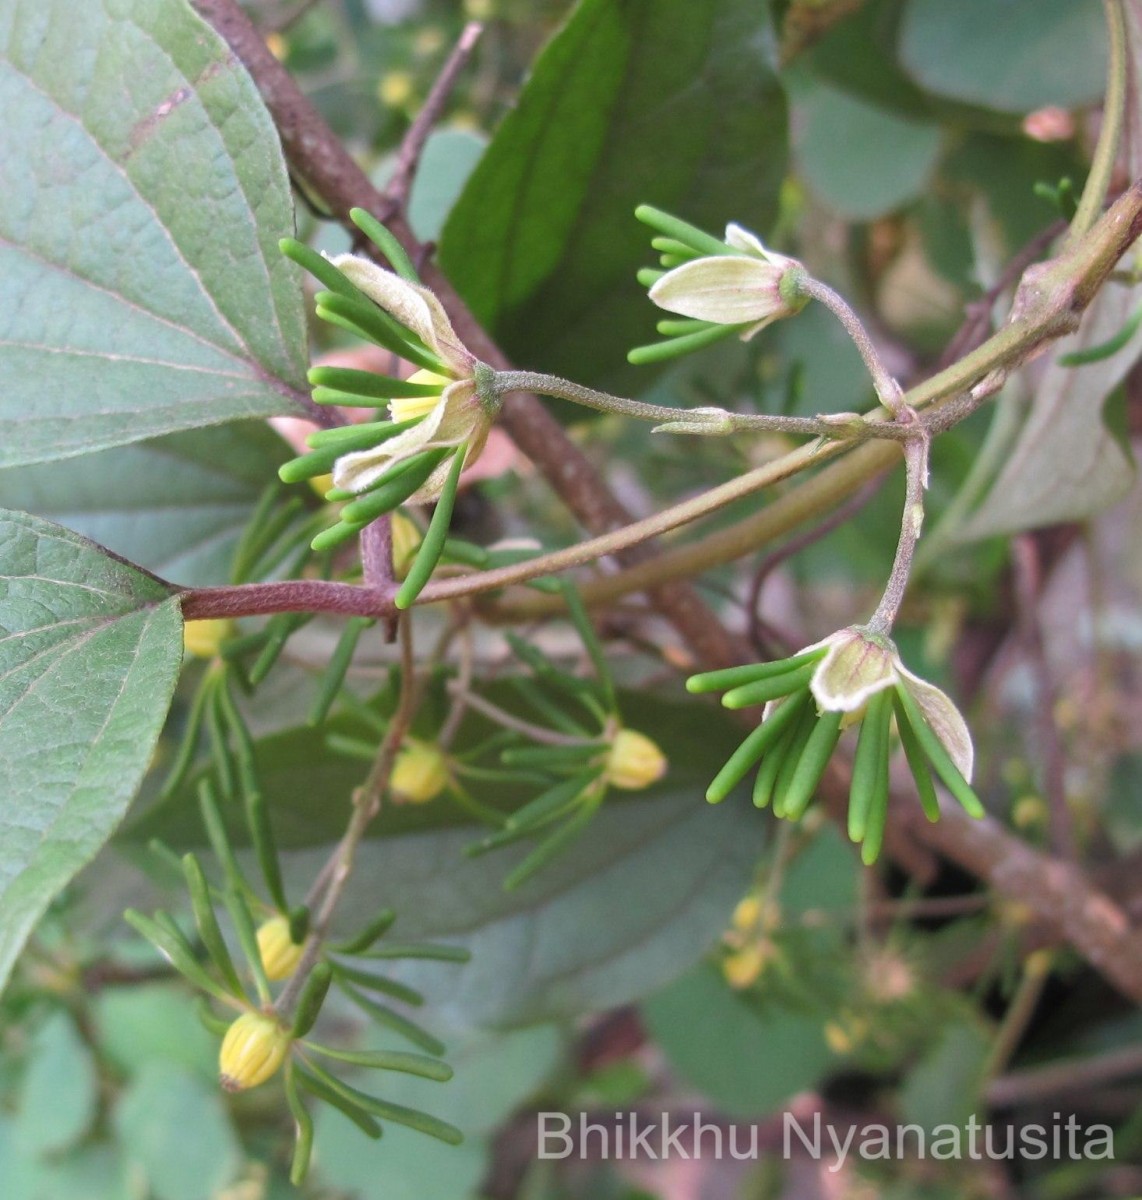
[325,257,493,500]
[805,626,973,781]
[648,224,805,339]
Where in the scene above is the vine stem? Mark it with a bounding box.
[274,616,419,1018]
[490,371,914,442]
[866,421,928,636]
[378,22,484,217]
[794,276,905,414]
[448,685,600,748]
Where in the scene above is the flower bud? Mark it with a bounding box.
[218,1011,291,1093]
[604,729,667,791]
[256,915,305,982]
[391,740,450,804]
[731,895,762,934]
[647,224,806,340]
[723,943,769,989]
[183,619,235,660]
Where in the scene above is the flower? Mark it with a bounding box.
[688,626,982,863]
[630,207,809,364]
[256,915,305,982]
[604,728,668,790]
[804,629,972,770]
[648,224,806,339]
[219,1010,291,1092]
[277,239,503,565]
[324,258,495,503]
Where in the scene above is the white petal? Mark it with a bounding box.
[407,427,488,503]
[331,256,473,373]
[407,454,461,504]
[897,664,975,781]
[724,223,768,258]
[432,380,482,444]
[738,313,780,342]
[724,224,798,270]
[332,404,444,493]
[649,255,786,325]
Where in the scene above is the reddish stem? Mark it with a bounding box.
[179,580,395,621]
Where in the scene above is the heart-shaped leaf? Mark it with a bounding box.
[0,510,183,991]
[0,0,310,468]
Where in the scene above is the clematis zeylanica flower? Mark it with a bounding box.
[688,626,983,864]
[278,214,501,605]
[629,205,809,364]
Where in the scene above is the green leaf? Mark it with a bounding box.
[958,283,1139,539]
[132,689,765,1027]
[0,0,309,468]
[792,76,942,221]
[0,423,293,586]
[113,1064,241,1200]
[439,0,788,392]
[801,0,936,121]
[0,1118,42,1200]
[642,963,834,1116]
[93,984,219,1083]
[0,510,183,992]
[898,0,1107,115]
[16,1011,98,1155]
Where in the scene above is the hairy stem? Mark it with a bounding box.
[180,580,396,621]
[867,423,928,635]
[796,276,905,413]
[492,370,913,442]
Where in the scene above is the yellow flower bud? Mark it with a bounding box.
[390,512,423,579]
[731,896,762,934]
[219,1011,291,1093]
[183,619,235,659]
[389,370,450,425]
[391,740,450,804]
[723,944,767,989]
[256,916,305,982]
[604,729,667,791]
